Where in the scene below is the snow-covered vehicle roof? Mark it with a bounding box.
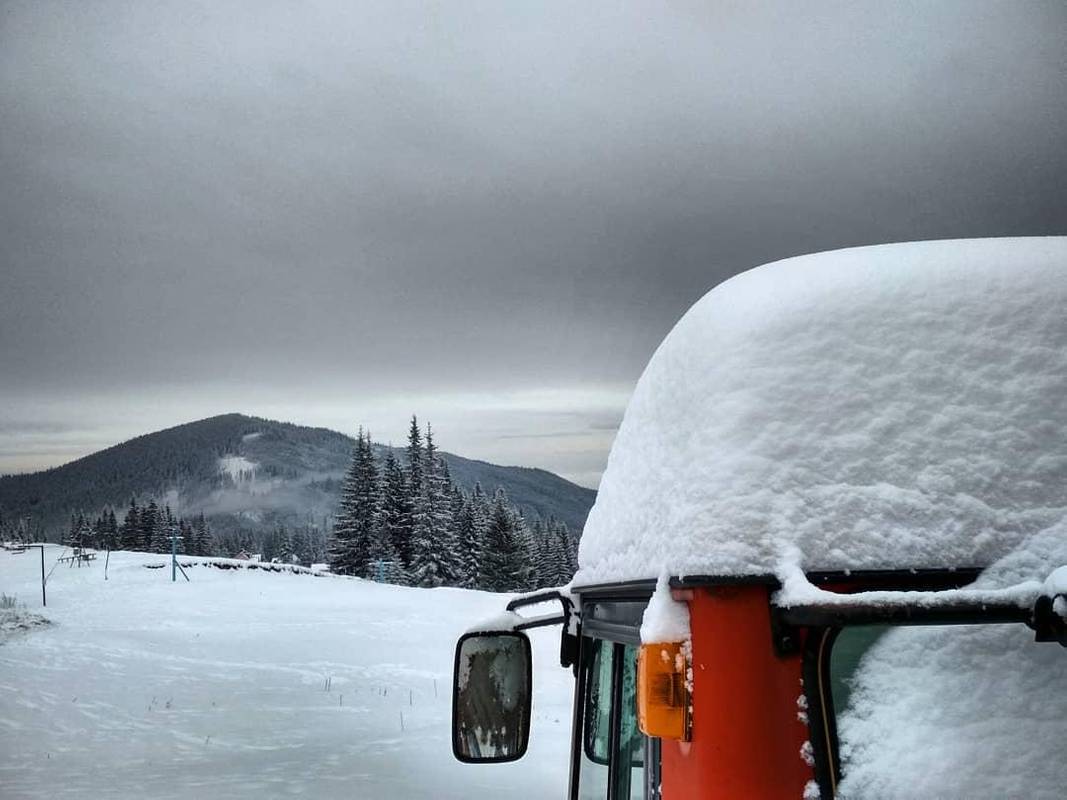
[576,237,1067,586]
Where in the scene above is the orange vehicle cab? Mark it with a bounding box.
[452,238,1067,799]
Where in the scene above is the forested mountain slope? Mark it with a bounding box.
[0,414,595,540]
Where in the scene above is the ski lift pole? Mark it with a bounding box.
[26,544,46,607]
[168,530,190,582]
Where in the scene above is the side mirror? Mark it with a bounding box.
[452,630,532,763]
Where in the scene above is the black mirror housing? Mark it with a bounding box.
[451,630,533,763]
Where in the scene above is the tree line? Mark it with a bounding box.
[54,502,331,565]
[65,501,214,556]
[329,417,578,591]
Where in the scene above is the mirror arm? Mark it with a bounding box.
[514,613,568,630]
[507,589,573,613]
[504,589,581,670]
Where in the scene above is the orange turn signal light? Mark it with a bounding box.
[637,641,691,741]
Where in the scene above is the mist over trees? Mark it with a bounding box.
[329,417,579,591]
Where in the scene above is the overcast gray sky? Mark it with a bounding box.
[2,1,1065,486]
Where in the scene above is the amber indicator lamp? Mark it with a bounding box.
[637,641,691,741]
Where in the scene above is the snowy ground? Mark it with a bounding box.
[0,547,572,799]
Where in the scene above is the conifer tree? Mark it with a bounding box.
[275,525,294,563]
[120,499,140,550]
[104,508,119,550]
[456,485,489,589]
[530,517,553,587]
[290,529,311,567]
[409,424,461,587]
[192,512,211,556]
[365,518,402,581]
[469,482,490,585]
[555,521,578,583]
[159,505,178,554]
[329,440,362,574]
[177,519,191,555]
[514,512,537,590]
[380,450,412,569]
[92,513,105,549]
[479,488,531,591]
[140,501,159,552]
[405,415,423,502]
[72,515,92,550]
[329,430,381,576]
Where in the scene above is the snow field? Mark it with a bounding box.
[0,547,572,799]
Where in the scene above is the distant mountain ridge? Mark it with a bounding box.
[0,413,597,539]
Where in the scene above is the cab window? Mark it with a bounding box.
[805,625,891,798]
[816,624,1023,798]
[577,638,658,800]
[579,639,611,798]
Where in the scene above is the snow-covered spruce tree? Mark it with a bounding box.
[329,429,381,577]
[275,525,294,563]
[177,519,192,555]
[537,518,568,585]
[365,515,403,582]
[192,512,211,557]
[299,522,327,565]
[408,424,462,587]
[120,499,140,550]
[562,522,580,579]
[72,516,93,550]
[92,510,115,549]
[455,495,478,588]
[153,504,168,553]
[445,466,469,583]
[514,512,538,590]
[455,485,488,589]
[161,506,179,554]
[466,482,490,587]
[329,434,361,573]
[552,520,578,583]
[405,415,423,506]
[530,518,553,587]
[103,508,119,550]
[293,524,319,566]
[139,502,159,552]
[380,450,412,571]
[479,488,532,592]
[65,513,77,547]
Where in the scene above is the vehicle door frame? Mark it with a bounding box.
[568,587,661,800]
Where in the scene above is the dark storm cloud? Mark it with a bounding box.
[1,1,1065,481]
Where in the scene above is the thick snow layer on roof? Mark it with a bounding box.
[577,238,1067,584]
[836,520,1067,799]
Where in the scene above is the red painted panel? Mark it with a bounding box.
[660,586,813,799]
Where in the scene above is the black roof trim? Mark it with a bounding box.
[571,567,986,597]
